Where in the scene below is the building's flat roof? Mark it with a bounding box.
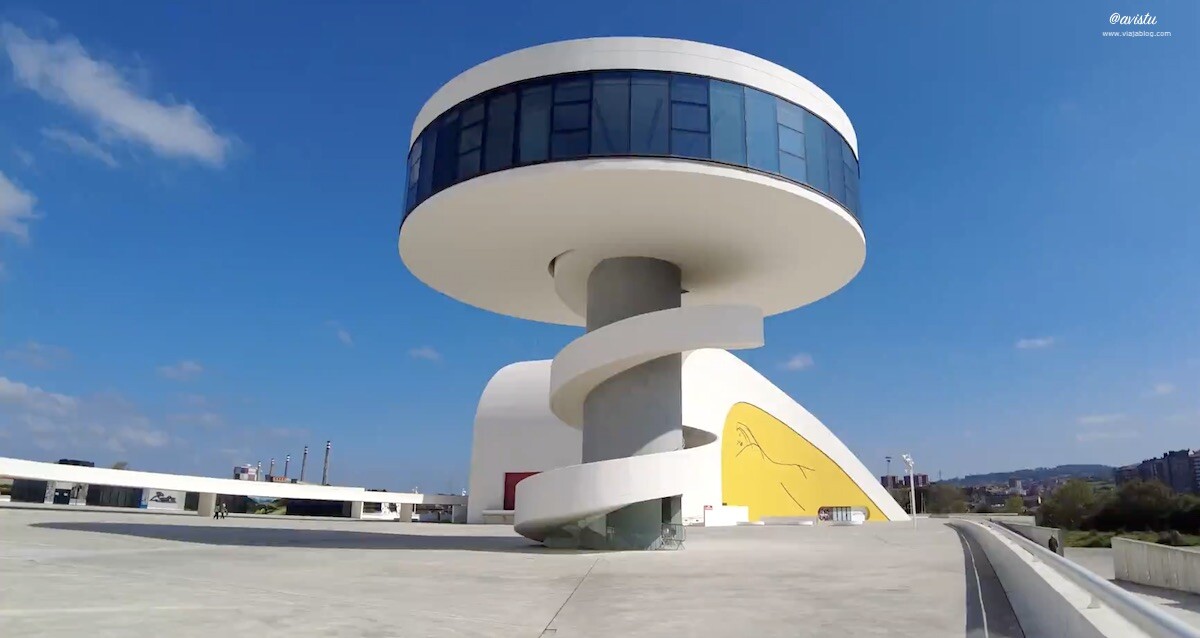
[0,457,466,506]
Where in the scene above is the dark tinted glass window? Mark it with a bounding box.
[431,111,460,190]
[459,124,483,152]
[407,139,421,186]
[779,151,806,182]
[461,100,485,127]
[518,85,551,163]
[709,81,745,164]
[804,112,829,194]
[554,78,590,103]
[404,70,860,220]
[630,73,669,155]
[671,103,708,132]
[671,130,708,159]
[778,126,804,158]
[842,140,859,211]
[744,88,778,172]
[484,91,516,171]
[776,100,805,133]
[825,126,845,203]
[458,149,481,179]
[417,128,437,202]
[591,73,630,155]
[670,75,708,104]
[551,130,589,159]
[553,103,589,131]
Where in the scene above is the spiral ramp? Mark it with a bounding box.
[513,304,764,546]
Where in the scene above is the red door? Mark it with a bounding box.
[503,472,539,510]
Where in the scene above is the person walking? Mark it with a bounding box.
[212,501,220,520]
[219,502,229,519]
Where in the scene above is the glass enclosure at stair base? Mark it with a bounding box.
[404,71,860,221]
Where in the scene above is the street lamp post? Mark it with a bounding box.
[885,456,892,487]
[902,454,916,528]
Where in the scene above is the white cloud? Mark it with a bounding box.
[41,127,118,167]
[157,359,203,381]
[1,24,232,166]
[4,340,71,369]
[1144,383,1176,398]
[326,321,353,347]
[781,353,814,371]
[1076,430,1138,443]
[0,170,37,241]
[409,345,441,362]
[1076,413,1125,425]
[0,376,167,451]
[0,376,76,416]
[13,146,34,167]
[1016,336,1056,350]
[112,424,168,449]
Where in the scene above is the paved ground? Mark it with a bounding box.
[0,506,997,637]
[1066,547,1200,630]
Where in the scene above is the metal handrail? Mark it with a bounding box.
[981,520,1200,638]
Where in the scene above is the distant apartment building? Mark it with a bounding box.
[1007,478,1023,495]
[1194,453,1200,492]
[1115,465,1139,484]
[879,475,903,489]
[1116,450,1199,494]
[902,474,930,489]
[232,464,259,481]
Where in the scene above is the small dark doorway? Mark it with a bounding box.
[502,472,539,510]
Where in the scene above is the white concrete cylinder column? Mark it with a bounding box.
[581,257,683,549]
[197,492,216,518]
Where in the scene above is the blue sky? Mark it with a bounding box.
[0,2,1196,490]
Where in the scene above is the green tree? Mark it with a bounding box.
[1003,495,1024,514]
[1089,479,1175,532]
[111,461,129,470]
[1038,479,1096,529]
[927,483,968,514]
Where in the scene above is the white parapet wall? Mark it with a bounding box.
[1114,537,1200,595]
[703,505,749,527]
[949,521,1141,638]
[997,520,1065,555]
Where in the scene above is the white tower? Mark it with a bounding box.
[400,38,863,549]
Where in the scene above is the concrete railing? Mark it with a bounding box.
[961,520,1200,637]
[995,520,1065,556]
[1114,537,1200,595]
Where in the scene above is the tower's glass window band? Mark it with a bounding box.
[405,70,860,221]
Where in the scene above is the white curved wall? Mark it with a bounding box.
[411,37,858,157]
[466,361,580,524]
[468,349,908,527]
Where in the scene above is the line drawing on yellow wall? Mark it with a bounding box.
[732,422,815,511]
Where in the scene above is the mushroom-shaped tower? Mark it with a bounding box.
[400,38,864,550]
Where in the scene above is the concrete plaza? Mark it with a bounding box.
[0,507,995,637]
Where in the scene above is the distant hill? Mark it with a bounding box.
[942,464,1115,487]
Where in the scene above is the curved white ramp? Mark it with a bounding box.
[513,304,763,544]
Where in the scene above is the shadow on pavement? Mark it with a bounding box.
[31,521,600,554]
[949,522,1026,638]
[1113,579,1200,616]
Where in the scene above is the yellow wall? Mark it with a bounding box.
[721,402,887,521]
